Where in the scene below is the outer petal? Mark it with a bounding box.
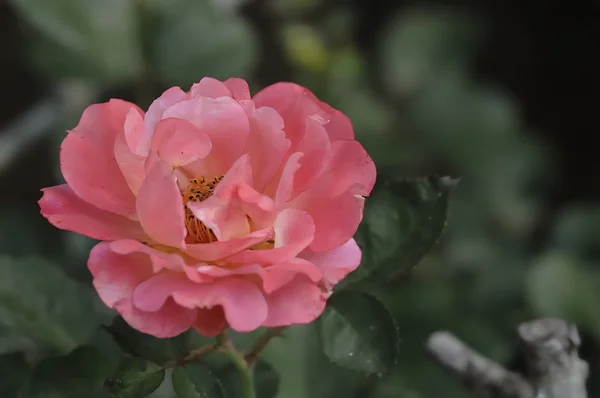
[263,276,327,327]
[145,86,189,139]
[172,278,268,332]
[273,152,303,207]
[300,238,361,286]
[252,82,354,147]
[163,96,250,176]
[223,208,314,264]
[60,100,138,218]
[151,118,212,167]
[88,241,196,338]
[193,307,228,337]
[39,185,148,241]
[136,158,186,248]
[109,239,188,273]
[190,77,233,98]
[224,78,251,101]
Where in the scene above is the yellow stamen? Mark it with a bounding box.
[183,175,224,243]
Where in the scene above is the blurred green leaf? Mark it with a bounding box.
[172,363,226,398]
[153,0,258,87]
[527,251,600,337]
[0,353,31,396]
[25,345,116,398]
[108,317,214,365]
[281,24,329,73]
[346,178,451,288]
[320,290,399,373]
[253,359,280,398]
[104,357,165,398]
[0,256,112,353]
[379,7,483,96]
[12,0,142,83]
[551,206,600,261]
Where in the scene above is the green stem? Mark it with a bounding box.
[245,327,286,366]
[219,331,256,398]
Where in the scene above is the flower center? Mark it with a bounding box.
[183,176,224,243]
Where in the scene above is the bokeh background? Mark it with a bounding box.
[1,0,599,397]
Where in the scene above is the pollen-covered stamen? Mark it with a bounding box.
[183,175,224,243]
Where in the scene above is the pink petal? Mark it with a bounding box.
[145,86,189,137]
[237,183,276,229]
[190,77,233,98]
[151,118,212,167]
[242,102,291,191]
[289,117,331,199]
[39,185,148,241]
[123,107,148,156]
[303,192,365,252]
[263,258,323,293]
[88,241,154,308]
[263,276,327,327]
[163,96,250,176]
[116,299,196,338]
[274,152,303,206]
[133,272,195,312]
[224,78,251,101]
[172,278,268,332]
[223,208,314,264]
[186,156,254,241]
[252,82,354,147]
[300,238,361,286]
[114,129,146,195]
[109,239,188,273]
[60,100,138,218]
[185,228,273,262]
[88,241,196,338]
[193,307,228,337]
[316,140,376,197]
[136,158,186,248]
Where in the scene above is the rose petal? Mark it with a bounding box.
[116,299,196,338]
[109,239,188,273]
[263,258,323,293]
[60,100,138,218]
[300,238,361,286]
[133,272,194,312]
[190,77,233,98]
[193,307,228,337]
[163,96,250,176]
[151,118,212,167]
[39,185,148,241]
[273,152,303,207]
[242,103,290,191]
[172,278,268,332]
[145,86,188,139]
[223,208,314,264]
[136,158,186,248]
[263,276,326,327]
[185,228,272,261]
[114,129,146,195]
[224,78,251,101]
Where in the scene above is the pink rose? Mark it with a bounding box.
[39,78,376,338]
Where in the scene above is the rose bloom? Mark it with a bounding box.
[39,78,376,338]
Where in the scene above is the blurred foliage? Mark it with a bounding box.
[0,0,598,397]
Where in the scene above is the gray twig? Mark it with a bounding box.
[426,318,588,398]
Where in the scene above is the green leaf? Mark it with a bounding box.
[152,0,258,87]
[11,0,142,83]
[253,360,280,398]
[104,357,165,398]
[108,318,214,365]
[0,353,31,396]
[172,363,226,398]
[26,345,117,398]
[345,177,451,288]
[320,290,399,373]
[0,256,112,353]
